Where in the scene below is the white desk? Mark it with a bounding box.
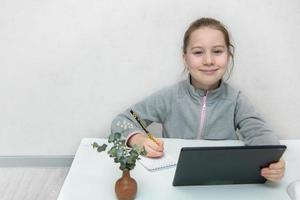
[58,138,300,200]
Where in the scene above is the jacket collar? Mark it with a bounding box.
[185,74,225,103]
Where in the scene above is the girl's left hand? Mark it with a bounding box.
[261,159,285,182]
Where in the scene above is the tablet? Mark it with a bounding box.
[172,145,286,186]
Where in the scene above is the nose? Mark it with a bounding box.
[203,53,214,66]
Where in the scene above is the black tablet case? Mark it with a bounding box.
[172,145,286,186]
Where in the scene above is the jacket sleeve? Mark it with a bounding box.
[110,87,172,139]
[234,92,280,145]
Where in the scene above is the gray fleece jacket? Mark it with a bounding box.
[111,76,279,145]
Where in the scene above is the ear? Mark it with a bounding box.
[226,52,231,67]
[182,53,189,70]
[227,48,231,62]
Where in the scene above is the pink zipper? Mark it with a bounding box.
[198,91,208,138]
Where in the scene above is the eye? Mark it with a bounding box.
[193,51,203,55]
[213,50,224,54]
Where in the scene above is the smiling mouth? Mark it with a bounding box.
[199,69,219,73]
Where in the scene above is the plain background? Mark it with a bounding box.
[0,0,299,155]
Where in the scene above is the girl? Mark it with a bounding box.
[111,18,285,182]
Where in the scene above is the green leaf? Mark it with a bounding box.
[132,144,139,151]
[120,165,126,170]
[108,147,117,157]
[108,133,115,143]
[128,163,135,170]
[141,147,147,156]
[92,142,99,149]
[127,157,135,164]
[108,132,122,143]
[114,157,119,163]
[114,132,121,140]
[116,149,124,160]
[131,151,139,158]
[121,158,128,166]
[97,144,107,152]
[120,140,126,146]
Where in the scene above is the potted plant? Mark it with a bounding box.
[92,132,146,200]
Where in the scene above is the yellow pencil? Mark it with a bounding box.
[130,109,160,146]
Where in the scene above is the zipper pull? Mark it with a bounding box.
[203,102,206,111]
[202,91,208,111]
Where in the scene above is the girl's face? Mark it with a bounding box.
[183,27,230,90]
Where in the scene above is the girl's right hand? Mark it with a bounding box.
[128,133,164,158]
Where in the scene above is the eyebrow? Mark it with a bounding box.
[191,45,226,50]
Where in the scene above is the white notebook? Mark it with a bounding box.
[138,153,177,171]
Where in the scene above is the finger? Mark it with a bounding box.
[262,172,284,180]
[267,178,281,182]
[261,170,284,180]
[261,170,284,178]
[146,139,164,152]
[261,162,285,174]
[156,139,164,151]
[156,138,164,145]
[263,173,284,182]
[145,141,164,154]
[144,145,164,158]
[269,160,285,170]
[262,168,284,176]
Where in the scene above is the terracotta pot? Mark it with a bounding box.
[115,170,137,200]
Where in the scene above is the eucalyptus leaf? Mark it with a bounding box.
[92,142,99,149]
[127,157,134,164]
[121,158,128,166]
[97,144,107,152]
[108,147,117,157]
[108,133,115,143]
[128,163,135,170]
[132,144,139,151]
[120,140,126,146]
[130,150,139,158]
[120,165,126,171]
[141,148,147,156]
[114,132,121,140]
[116,149,124,160]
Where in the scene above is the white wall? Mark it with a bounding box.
[0,0,299,155]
